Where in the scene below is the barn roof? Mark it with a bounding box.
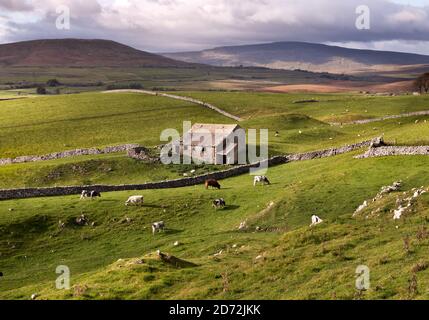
[187,123,241,147]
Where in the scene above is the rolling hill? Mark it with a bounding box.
[1,90,429,299]
[0,39,192,67]
[162,41,429,74]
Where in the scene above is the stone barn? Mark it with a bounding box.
[176,123,245,165]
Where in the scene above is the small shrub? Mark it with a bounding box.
[36,86,47,94]
[46,79,61,87]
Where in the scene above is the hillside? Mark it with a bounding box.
[1,91,429,300]
[0,39,191,67]
[1,152,429,300]
[2,91,429,159]
[163,42,429,74]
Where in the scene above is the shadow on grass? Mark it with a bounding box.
[221,205,240,211]
[160,228,183,235]
[143,204,165,209]
[254,183,278,187]
[203,188,233,191]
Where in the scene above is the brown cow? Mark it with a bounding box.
[205,179,221,189]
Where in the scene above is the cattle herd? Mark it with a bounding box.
[79,175,323,236]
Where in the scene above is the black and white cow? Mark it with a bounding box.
[80,190,101,200]
[212,198,226,209]
[152,221,165,235]
[253,176,271,186]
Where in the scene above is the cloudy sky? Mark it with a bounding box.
[1,0,429,54]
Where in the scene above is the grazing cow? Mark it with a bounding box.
[253,176,271,186]
[152,221,165,235]
[310,215,323,227]
[80,190,88,199]
[80,190,101,200]
[75,214,88,226]
[205,179,221,189]
[212,198,226,209]
[125,195,144,206]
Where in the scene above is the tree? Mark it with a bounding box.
[414,73,429,94]
[36,86,47,95]
[46,79,61,87]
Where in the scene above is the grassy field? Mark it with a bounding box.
[0,153,229,189]
[0,92,234,158]
[1,89,429,300]
[177,91,429,153]
[1,90,429,187]
[177,91,429,121]
[1,91,429,158]
[1,153,428,299]
[0,66,370,92]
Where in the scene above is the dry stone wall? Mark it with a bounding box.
[355,146,429,159]
[0,144,139,166]
[330,110,429,126]
[0,139,374,200]
[156,92,242,122]
[104,89,243,122]
[286,140,372,161]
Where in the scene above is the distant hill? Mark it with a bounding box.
[162,41,429,74]
[0,39,192,67]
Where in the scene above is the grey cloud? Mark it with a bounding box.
[0,0,33,11]
[1,0,429,54]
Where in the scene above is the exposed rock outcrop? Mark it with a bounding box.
[0,144,139,166]
[355,146,429,159]
[127,147,160,163]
